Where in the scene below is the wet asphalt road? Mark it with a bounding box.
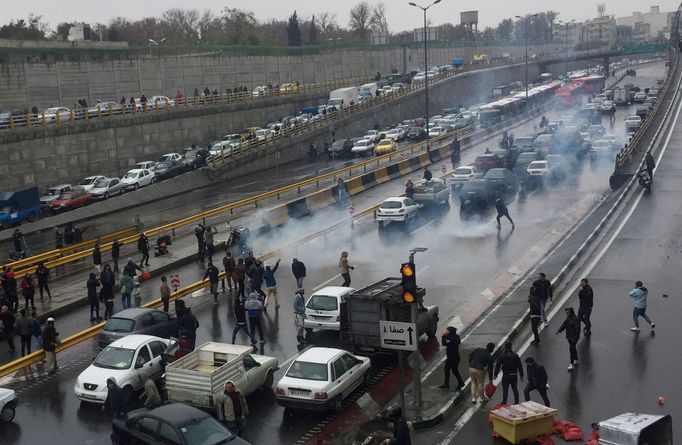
[0,63,666,445]
[446,62,682,444]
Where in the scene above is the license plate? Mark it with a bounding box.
[289,389,310,397]
[81,394,98,400]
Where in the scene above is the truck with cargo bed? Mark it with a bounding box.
[412,178,450,206]
[0,186,41,230]
[327,87,360,111]
[164,342,278,411]
[340,277,439,353]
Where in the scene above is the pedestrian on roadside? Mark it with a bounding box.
[160,276,171,312]
[263,259,281,310]
[292,258,306,289]
[556,307,581,371]
[132,276,142,307]
[20,274,35,310]
[31,310,42,350]
[100,264,116,319]
[87,272,101,322]
[0,305,16,353]
[529,292,542,346]
[43,317,60,374]
[93,241,102,272]
[118,271,133,310]
[73,226,85,243]
[495,198,515,229]
[140,376,161,409]
[203,261,220,304]
[629,280,655,332]
[531,273,553,323]
[103,378,125,420]
[222,252,236,293]
[378,405,411,445]
[578,278,594,335]
[17,309,32,357]
[245,292,266,343]
[36,262,51,300]
[12,229,24,253]
[249,261,266,300]
[111,240,121,274]
[523,357,550,406]
[645,151,656,178]
[244,251,256,271]
[293,289,306,344]
[137,234,150,267]
[204,225,218,263]
[468,342,494,404]
[439,326,465,390]
[54,227,64,249]
[235,258,246,300]
[405,179,415,199]
[494,341,524,405]
[231,298,257,347]
[123,258,142,278]
[217,380,249,436]
[179,307,199,350]
[195,224,206,262]
[3,268,18,313]
[339,251,354,287]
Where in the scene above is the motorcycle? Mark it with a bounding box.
[638,169,652,192]
[224,222,251,256]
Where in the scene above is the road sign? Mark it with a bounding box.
[379,320,418,351]
[170,274,180,291]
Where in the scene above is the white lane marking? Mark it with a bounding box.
[440,65,682,445]
[410,218,438,235]
[311,274,342,292]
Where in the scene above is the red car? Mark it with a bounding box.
[472,154,506,172]
[50,187,91,212]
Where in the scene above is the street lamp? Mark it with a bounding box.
[409,0,442,154]
[148,37,166,57]
[558,20,576,79]
[516,14,539,102]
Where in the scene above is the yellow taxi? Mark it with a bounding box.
[375,138,397,155]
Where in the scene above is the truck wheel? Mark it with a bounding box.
[27,212,37,222]
[1,404,16,422]
[426,319,438,338]
[263,369,274,389]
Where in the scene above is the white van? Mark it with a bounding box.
[304,286,356,333]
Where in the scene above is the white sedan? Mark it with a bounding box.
[376,197,420,225]
[351,139,375,157]
[276,347,371,413]
[121,169,155,190]
[78,175,107,192]
[43,107,71,122]
[428,126,445,137]
[385,127,406,141]
[526,160,554,177]
[158,153,182,164]
[364,130,382,143]
[74,335,170,404]
[625,115,642,129]
[451,165,484,187]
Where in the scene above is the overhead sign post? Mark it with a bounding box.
[380,321,417,351]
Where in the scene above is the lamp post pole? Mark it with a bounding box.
[559,20,575,79]
[409,0,442,154]
[516,15,537,102]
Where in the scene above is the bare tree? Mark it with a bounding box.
[349,1,371,40]
[369,2,389,33]
[318,12,338,37]
[161,8,200,44]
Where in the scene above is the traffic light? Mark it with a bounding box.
[401,262,417,303]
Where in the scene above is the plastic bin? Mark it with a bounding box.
[490,401,557,444]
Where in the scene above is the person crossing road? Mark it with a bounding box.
[494,341,524,405]
[523,357,550,407]
[578,278,594,335]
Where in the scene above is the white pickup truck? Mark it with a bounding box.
[165,342,278,411]
[413,178,450,206]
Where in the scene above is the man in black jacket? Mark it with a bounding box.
[137,234,150,267]
[523,357,550,406]
[556,307,581,371]
[468,342,494,404]
[111,240,121,274]
[531,273,553,323]
[529,293,542,345]
[378,406,411,445]
[494,341,524,405]
[203,262,220,303]
[578,278,594,335]
[103,377,126,420]
[292,258,306,289]
[439,326,464,390]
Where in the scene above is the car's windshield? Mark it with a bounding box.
[454,168,473,175]
[528,161,547,169]
[286,361,329,381]
[94,178,109,187]
[45,188,61,196]
[124,172,138,179]
[514,137,534,147]
[58,193,73,200]
[355,141,368,147]
[331,141,347,149]
[306,295,339,311]
[103,317,135,333]
[156,162,172,169]
[593,141,610,148]
[462,181,486,191]
[380,201,402,209]
[485,170,506,179]
[93,346,135,370]
[517,153,537,163]
[80,178,97,185]
[180,415,236,445]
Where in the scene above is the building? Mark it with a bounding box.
[582,16,617,49]
[553,22,583,49]
[616,25,633,44]
[617,6,674,40]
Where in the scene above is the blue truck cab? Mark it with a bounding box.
[0,186,41,230]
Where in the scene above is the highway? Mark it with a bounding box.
[0,63,666,445]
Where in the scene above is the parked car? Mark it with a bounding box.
[459,179,497,207]
[428,126,446,137]
[633,91,647,103]
[385,127,406,141]
[136,161,157,171]
[625,115,642,130]
[304,287,357,334]
[0,388,17,422]
[327,139,354,159]
[98,309,178,347]
[375,139,397,155]
[451,165,484,189]
[590,139,614,157]
[364,130,382,144]
[351,139,375,157]
[89,177,123,200]
[78,176,107,192]
[406,127,427,141]
[158,153,182,164]
[510,136,535,151]
[600,134,622,151]
[514,152,540,177]
[40,184,72,207]
[87,101,123,117]
[255,128,273,143]
[50,186,91,212]
[275,347,372,412]
[149,95,175,109]
[74,335,170,404]
[43,107,71,122]
[472,154,505,172]
[111,402,251,445]
[483,168,516,194]
[152,161,184,181]
[375,196,420,226]
[181,146,210,170]
[526,160,556,178]
[121,169,155,190]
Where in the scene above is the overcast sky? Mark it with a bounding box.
[5,1,679,31]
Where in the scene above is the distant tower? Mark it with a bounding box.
[597,3,606,18]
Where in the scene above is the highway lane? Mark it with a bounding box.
[446,60,682,445]
[0,64,666,445]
